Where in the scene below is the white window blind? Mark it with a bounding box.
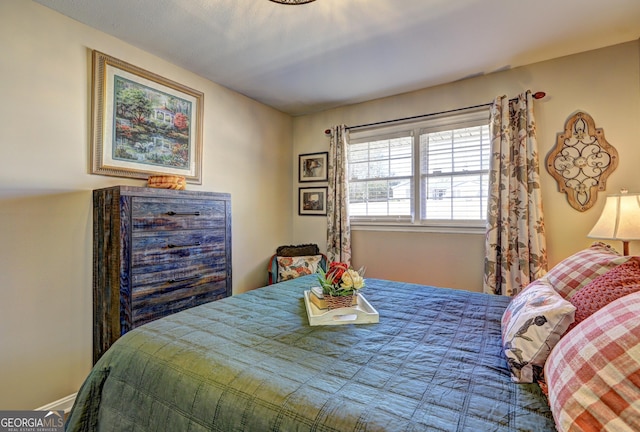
[348,131,413,222]
[420,124,490,221]
[347,107,490,230]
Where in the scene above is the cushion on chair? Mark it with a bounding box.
[276,244,320,257]
[276,255,323,282]
[267,244,326,285]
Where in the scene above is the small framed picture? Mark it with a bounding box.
[299,152,328,182]
[299,187,328,216]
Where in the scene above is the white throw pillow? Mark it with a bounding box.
[501,279,576,383]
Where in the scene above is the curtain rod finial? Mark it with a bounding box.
[533,91,546,100]
[324,128,332,135]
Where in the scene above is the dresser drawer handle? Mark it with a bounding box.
[167,242,201,249]
[166,211,201,216]
[168,274,201,284]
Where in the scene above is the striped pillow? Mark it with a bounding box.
[541,242,629,299]
[544,291,640,432]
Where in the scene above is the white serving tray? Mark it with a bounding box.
[304,290,379,326]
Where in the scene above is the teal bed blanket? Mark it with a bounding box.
[66,276,555,431]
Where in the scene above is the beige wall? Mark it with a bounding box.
[3,0,640,413]
[292,40,640,291]
[0,1,293,409]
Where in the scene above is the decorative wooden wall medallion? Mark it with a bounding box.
[545,111,618,212]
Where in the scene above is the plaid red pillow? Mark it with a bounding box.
[544,291,640,431]
[541,242,629,299]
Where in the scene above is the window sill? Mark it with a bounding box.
[351,222,485,235]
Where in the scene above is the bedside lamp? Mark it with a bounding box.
[588,190,640,255]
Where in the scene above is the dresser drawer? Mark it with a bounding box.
[131,277,228,326]
[131,256,227,286]
[129,258,227,326]
[131,197,226,231]
[131,229,226,268]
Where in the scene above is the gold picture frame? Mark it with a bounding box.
[91,50,204,184]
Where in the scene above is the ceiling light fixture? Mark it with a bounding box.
[269,0,316,4]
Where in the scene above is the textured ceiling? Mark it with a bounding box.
[34,0,640,116]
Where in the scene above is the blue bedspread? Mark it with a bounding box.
[66,276,555,431]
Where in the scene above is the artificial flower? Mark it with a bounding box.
[340,269,365,289]
[317,262,366,296]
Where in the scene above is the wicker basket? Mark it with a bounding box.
[324,293,356,310]
[147,175,186,190]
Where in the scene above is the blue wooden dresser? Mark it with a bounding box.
[93,186,232,363]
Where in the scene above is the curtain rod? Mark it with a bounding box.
[324,91,546,135]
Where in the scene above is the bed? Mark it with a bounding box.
[66,275,556,431]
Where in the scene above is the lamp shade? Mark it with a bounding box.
[588,192,640,241]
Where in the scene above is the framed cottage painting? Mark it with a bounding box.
[91,50,203,184]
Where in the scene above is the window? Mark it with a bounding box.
[348,132,413,222]
[347,107,490,231]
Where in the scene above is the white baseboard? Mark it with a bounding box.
[36,393,77,413]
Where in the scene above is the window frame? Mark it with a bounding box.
[347,107,490,233]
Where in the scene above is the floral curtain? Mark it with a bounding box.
[326,125,352,265]
[484,91,548,296]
